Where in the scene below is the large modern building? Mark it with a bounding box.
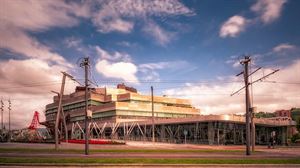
[45,84,200,133]
[44,84,296,145]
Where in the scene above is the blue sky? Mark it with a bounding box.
[0,0,300,128]
[20,0,300,82]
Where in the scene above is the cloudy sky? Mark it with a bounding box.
[0,0,299,129]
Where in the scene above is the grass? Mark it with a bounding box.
[0,157,300,164]
[0,148,247,154]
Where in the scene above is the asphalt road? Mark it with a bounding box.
[0,151,299,159]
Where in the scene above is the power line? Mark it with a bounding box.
[231,69,280,96]
[261,81,300,85]
[0,80,78,90]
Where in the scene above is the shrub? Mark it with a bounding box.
[291,133,300,143]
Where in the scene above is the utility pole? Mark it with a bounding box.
[80,57,90,155]
[1,99,3,130]
[240,56,251,155]
[231,55,279,156]
[8,99,11,142]
[151,86,155,143]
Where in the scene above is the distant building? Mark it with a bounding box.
[275,109,291,118]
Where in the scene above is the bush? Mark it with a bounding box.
[291,133,300,143]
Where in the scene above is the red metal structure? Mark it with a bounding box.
[28,111,40,130]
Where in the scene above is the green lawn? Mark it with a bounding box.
[0,148,247,154]
[0,157,299,164]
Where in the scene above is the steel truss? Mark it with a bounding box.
[70,121,289,145]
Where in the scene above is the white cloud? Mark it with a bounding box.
[163,59,300,115]
[0,0,89,129]
[0,59,61,92]
[90,0,192,44]
[0,59,77,129]
[273,43,296,53]
[102,0,194,17]
[117,41,138,48]
[139,61,188,70]
[95,46,132,62]
[95,60,139,83]
[0,28,72,67]
[0,0,78,31]
[220,15,247,38]
[94,46,138,83]
[251,0,287,24]
[219,0,287,38]
[92,9,134,33]
[143,20,174,45]
[139,60,190,81]
[64,37,82,48]
[0,0,89,67]
[94,46,190,83]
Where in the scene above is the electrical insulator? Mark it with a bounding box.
[8,100,11,110]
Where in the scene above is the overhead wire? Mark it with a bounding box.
[88,58,99,87]
[0,78,299,90]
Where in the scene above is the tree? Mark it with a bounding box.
[297,118,300,131]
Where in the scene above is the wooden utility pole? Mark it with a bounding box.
[80,57,90,155]
[241,56,251,155]
[8,99,11,142]
[151,86,155,143]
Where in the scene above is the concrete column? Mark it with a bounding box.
[217,128,220,145]
[233,124,236,145]
[208,122,215,145]
[241,129,244,144]
[194,122,199,143]
[161,125,166,142]
[281,126,287,145]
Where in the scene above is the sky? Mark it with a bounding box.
[0,0,300,129]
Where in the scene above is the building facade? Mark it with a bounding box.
[45,84,200,132]
[44,84,296,145]
[275,109,291,118]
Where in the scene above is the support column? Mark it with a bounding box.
[208,122,215,145]
[233,124,236,145]
[281,126,287,145]
[194,122,199,143]
[217,128,220,145]
[161,125,166,142]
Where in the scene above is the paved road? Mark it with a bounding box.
[1,142,300,159]
[0,151,299,159]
